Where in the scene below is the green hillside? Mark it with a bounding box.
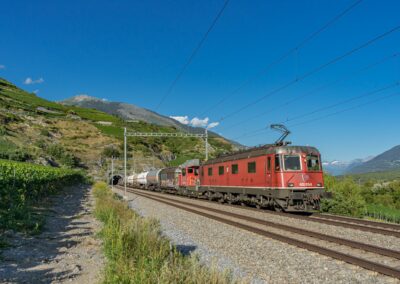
[339,170,400,183]
[0,78,235,176]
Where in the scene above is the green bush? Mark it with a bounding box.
[0,160,85,233]
[0,140,33,162]
[46,144,80,168]
[321,176,366,217]
[102,145,121,158]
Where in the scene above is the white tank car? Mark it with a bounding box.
[126,173,139,186]
[137,171,149,188]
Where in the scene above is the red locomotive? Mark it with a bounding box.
[125,125,326,213]
[179,144,324,212]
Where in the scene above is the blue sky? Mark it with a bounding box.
[1,0,399,161]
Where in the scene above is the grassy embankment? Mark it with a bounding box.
[0,160,85,236]
[321,175,400,223]
[93,182,237,283]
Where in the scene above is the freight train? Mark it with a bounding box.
[122,143,326,213]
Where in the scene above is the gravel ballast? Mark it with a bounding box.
[115,188,400,284]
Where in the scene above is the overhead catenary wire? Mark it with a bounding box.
[288,91,400,128]
[232,81,400,140]
[215,24,400,123]
[281,81,400,124]
[221,52,399,132]
[198,0,364,117]
[236,88,400,141]
[155,0,230,110]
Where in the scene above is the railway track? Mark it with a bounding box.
[312,213,400,230]
[116,186,400,279]
[116,185,400,237]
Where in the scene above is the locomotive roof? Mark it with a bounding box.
[202,144,320,165]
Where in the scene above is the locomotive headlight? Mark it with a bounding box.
[288,183,294,187]
[317,183,322,187]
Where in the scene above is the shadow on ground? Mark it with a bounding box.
[0,185,93,283]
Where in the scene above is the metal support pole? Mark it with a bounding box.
[124,127,127,197]
[205,128,208,161]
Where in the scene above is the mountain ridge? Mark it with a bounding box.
[348,145,400,174]
[61,94,245,148]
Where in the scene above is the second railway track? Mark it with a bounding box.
[117,186,400,279]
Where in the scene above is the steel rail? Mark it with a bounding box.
[312,213,400,230]
[127,188,400,260]
[113,185,400,237]
[122,188,400,279]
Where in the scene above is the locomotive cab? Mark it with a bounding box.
[178,159,201,189]
[274,147,324,212]
[179,166,200,187]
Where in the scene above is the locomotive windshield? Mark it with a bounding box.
[283,155,301,171]
[307,155,321,171]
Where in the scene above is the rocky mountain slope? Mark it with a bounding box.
[347,145,400,174]
[0,78,238,175]
[62,95,188,130]
[61,95,244,149]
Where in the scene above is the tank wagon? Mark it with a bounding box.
[123,144,326,213]
[146,169,162,189]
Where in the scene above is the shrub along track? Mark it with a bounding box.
[117,186,400,279]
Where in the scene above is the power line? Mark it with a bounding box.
[216,24,400,123]
[155,0,230,110]
[235,91,400,141]
[198,0,364,117]
[288,91,400,128]
[282,81,399,123]
[221,52,399,132]
[232,81,400,141]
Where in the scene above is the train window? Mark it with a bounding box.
[267,157,271,171]
[307,155,321,171]
[194,168,199,176]
[219,166,224,175]
[275,155,281,171]
[208,167,213,176]
[182,169,186,176]
[284,155,301,171]
[248,162,256,173]
[188,168,193,174]
[232,164,238,174]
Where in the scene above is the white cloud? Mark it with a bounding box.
[33,89,39,94]
[170,115,220,129]
[190,117,209,127]
[170,115,190,125]
[0,65,5,70]
[207,122,219,129]
[24,77,44,85]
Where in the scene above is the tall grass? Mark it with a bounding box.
[365,204,400,224]
[93,182,238,284]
